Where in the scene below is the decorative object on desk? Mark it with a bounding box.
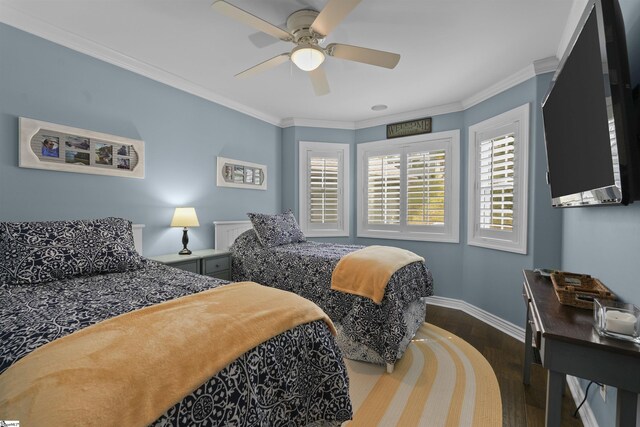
[593,298,640,344]
[386,117,432,139]
[18,117,144,178]
[550,271,615,309]
[533,268,556,277]
[171,207,200,255]
[216,156,267,190]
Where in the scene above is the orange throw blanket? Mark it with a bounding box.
[0,281,334,427]
[331,245,424,304]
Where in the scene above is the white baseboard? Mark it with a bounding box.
[425,295,598,427]
[566,376,599,427]
[425,295,526,342]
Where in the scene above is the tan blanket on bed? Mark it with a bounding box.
[331,245,424,304]
[0,281,335,427]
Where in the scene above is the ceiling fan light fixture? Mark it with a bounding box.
[291,45,325,71]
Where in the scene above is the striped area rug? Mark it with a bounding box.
[344,323,502,427]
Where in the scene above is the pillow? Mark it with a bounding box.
[247,210,306,248]
[0,217,144,285]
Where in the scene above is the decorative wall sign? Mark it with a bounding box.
[216,156,267,190]
[386,117,432,139]
[19,117,144,178]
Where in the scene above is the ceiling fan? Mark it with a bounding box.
[212,0,400,96]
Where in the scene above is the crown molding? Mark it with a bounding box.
[354,102,464,130]
[0,4,282,127]
[2,3,561,131]
[280,117,355,130]
[460,55,558,110]
[533,56,559,75]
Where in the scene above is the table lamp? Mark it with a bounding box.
[170,207,200,255]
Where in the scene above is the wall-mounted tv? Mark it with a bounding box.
[542,0,640,207]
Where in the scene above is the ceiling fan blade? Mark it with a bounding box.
[248,26,285,48]
[212,1,292,42]
[326,43,400,69]
[308,66,330,96]
[235,53,290,79]
[311,0,361,37]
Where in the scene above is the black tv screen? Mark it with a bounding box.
[542,0,639,207]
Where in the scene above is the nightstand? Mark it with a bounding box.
[148,249,231,280]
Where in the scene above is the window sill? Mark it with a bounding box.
[303,230,350,238]
[467,238,526,254]
[357,230,459,243]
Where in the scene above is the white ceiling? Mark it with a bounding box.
[0,0,577,127]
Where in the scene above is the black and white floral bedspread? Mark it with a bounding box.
[230,230,434,365]
[0,261,351,426]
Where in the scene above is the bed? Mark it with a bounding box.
[218,213,434,371]
[0,217,351,426]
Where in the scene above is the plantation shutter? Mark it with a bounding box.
[308,155,340,225]
[367,154,401,225]
[407,150,446,225]
[467,104,528,253]
[478,132,515,232]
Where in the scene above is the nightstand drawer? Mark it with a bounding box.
[212,271,231,281]
[170,260,200,274]
[203,256,230,275]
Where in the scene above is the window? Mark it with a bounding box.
[357,130,460,242]
[299,141,349,237]
[467,104,529,253]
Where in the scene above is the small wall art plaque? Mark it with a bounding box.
[216,156,267,190]
[19,117,144,178]
[386,117,432,139]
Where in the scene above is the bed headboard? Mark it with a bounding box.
[213,220,252,251]
[132,224,145,255]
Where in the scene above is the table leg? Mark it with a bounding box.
[545,370,565,427]
[616,388,637,427]
[523,317,533,385]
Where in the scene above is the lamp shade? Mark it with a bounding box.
[291,45,325,71]
[170,207,200,227]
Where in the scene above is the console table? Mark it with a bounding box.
[522,269,640,427]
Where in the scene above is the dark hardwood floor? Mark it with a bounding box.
[425,304,584,427]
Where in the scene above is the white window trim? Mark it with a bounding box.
[357,130,460,243]
[299,141,350,237]
[467,103,529,254]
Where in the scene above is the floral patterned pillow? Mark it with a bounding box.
[0,217,145,285]
[247,210,306,248]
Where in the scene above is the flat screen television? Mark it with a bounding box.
[542,0,640,207]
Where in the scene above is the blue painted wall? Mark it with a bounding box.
[560,1,640,424]
[281,76,563,325]
[280,77,563,325]
[353,112,467,301]
[2,20,564,327]
[0,23,282,256]
[6,9,636,425]
[349,79,562,325]
[462,75,562,326]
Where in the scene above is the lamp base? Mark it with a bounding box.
[178,227,192,255]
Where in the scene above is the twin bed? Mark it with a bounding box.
[218,212,434,371]
[0,217,351,426]
[1,213,434,425]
